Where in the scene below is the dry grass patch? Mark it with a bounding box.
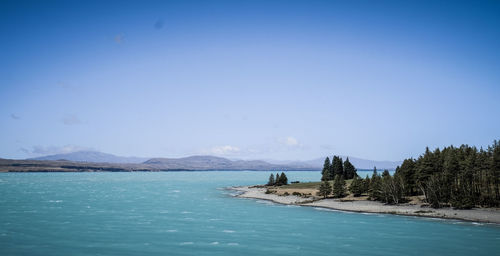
[266,179,356,198]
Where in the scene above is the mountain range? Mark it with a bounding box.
[28,151,402,170]
[29,151,148,164]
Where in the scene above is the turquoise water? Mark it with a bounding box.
[0,171,498,256]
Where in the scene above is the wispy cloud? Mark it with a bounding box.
[22,145,94,156]
[278,136,301,147]
[19,147,30,154]
[61,114,82,125]
[10,114,20,120]
[197,138,305,159]
[202,145,241,156]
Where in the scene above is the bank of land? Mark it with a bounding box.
[232,184,500,224]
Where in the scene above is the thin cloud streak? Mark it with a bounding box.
[21,145,94,156]
[61,114,82,125]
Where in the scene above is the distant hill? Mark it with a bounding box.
[25,153,314,171]
[143,155,304,170]
[268,156,402,170]
[26,151,401,171]
[29,151,148,164]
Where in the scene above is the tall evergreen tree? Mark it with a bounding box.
[332,175,347,198]
[328,156,336,180]
[369,167,382,201]
[275,173,280,185]
[278,172,288,186]
[363,175,371,194]
[491,140,500,202]
[267,173,275,186]
[442,147,459,202]
[330,156,344,179]
[343,157,357,179]
[349,175,364,196]
[336,156,344,177]
[321,140,500,208]
[416,147,438,201]
[317,180,332,198]
[476,148,492,206]
[321,157,331,181]
[395,158,417,196]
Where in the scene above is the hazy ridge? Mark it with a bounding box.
[20,151,402,171]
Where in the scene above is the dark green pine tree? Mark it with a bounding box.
[349,175,364,196]
[363,175,371,193]
[330,156,344,180]
[317,180,332,198]
[395,158,417,196]
[267,173,275,186]
[376,140,500,208]
[369,167,382,200]
[328,156,336,180]
[380,170,393,203]
[491,140,500,202]
[275,173,281,185]
[442,147,459,202]
[321,157,331,181]
[335,156,344,175]
[279,172,288,185]
[476,148,492,206]
[451,146,476,209]
[332,175,347,198]
[416,147,438,194]
[343,157,357,179]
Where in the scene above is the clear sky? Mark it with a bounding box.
[1,0,499,161]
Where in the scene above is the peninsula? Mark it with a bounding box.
[232,185,500,224]
[233,141,500,224]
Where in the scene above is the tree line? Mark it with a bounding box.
[267,172,288,186]
[317,155,356,198]
[391,141,500,208]
[265,141,499,209]
[327,141,500,209]
[321,156,357,181]
[318,175,348,198]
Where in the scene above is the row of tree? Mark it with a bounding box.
[341,140,500,209]
[317,175,347,198]
[267,172,288,186]
[321,156,357,181]
[355,168,405,204]
[393,141,500,208]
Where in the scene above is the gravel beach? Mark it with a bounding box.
[231,186,500,224]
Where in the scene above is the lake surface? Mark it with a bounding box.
[0,171,498,256]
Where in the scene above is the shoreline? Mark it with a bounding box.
[230,186,500,225]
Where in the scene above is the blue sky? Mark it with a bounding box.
[1,0,499,161]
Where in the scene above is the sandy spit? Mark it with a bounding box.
[230,186,500,224]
